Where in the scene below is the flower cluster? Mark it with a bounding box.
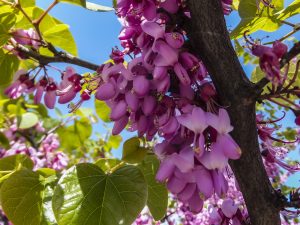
[5,66,84,110]
[256,114,300,173]
[0,121,68,170]
[251,41,288,85]
[154,108,241,212]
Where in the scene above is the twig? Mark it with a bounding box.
[33,0,59,26]
[15,44,99,71]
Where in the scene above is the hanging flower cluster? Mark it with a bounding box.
[250,41,288,85]
[257,114,300,173]
[96,0,240,213]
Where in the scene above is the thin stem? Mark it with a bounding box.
[280,20,295,28]
[15,2,33,25]
[259,88,298,99]
[278,96,300,109]
[268,98,293,110]
[279,28,300,43]
[33,0,59,26]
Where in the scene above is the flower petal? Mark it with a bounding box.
[156,158,175,182]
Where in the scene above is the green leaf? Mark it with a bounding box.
[251,66,265,83]
[95,99,111,122]
[7,0,35,7]
[52,163,147,225]
[59,0,86,6]
[57,118,92,151]
[231,0,283,38]
[276,0,300,20]
[0,169,56,225]
[36,168,57,178]
[43,24,78,56]
[0,49,20,86]
[0,5,16,47]
[0,154,33,173]
[122,137,147,164]
[95,158,122,172]
[0,132,9,149]
[232,0,240,10]
[85,2,114,12]
[138,156,168,221]
[107,134,122,149]
[15,7,56,32]
[18,112,39,129]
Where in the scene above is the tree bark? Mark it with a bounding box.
[186,1,281,224]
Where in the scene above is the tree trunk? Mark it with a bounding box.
[186,1,281,224]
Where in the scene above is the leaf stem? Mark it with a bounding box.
[109,162,125,173]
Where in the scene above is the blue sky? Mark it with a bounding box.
[36,1,300,185]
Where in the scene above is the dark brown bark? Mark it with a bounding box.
[186,1,281,224]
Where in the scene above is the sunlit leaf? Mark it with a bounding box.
[0,169,56,225]
[59,0,86,7]
[52,163,147,225]
[95,99,111,123]
[85,2,114,12]
[43,24,78,56]
[18,112,39,129]
[0,49,20,86]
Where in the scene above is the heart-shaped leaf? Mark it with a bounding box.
[52,163,147,225]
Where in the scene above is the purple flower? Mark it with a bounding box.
[198,109,241,170]
[251,41,287,84]
[177,106,208,154]
[5,70,35,99]
[57,67,82,104]
[12,28,40,49]
[44,81,57,109]
[221,198,238,218]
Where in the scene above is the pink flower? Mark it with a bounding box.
[12,28,40,49]
[221,198,238,218]
[44,81,57,109]
[57,67,82,104]
[251,41,287,84]
[5,70,35,99]
[196,109,241,170]
[177,106,208,154]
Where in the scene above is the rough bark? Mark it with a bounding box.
[186,1,281,224]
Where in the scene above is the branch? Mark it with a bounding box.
[186,1,281,224]
[16,44,99,71]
